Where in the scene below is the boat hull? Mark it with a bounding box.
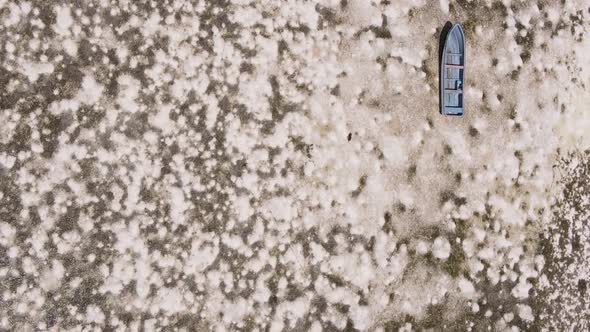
[440,24,465,116]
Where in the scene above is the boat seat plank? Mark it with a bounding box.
[445,64,464,69]
[444,107,464,115]
[445,89,463,94]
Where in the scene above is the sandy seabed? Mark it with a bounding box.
[0,0,589,331]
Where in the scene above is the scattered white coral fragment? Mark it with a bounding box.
[168,186,188,224]
[85,305,105,324]
[517,304,534,322]
[440,0,449,14]
[79,75,104,105]
[262,197,296,221]
[19,61,54,82]
[40,260,65,291]
[234,195,254,222]
[512,277,532,299]
[54,5,73,36]
[150,104,175,135]
[116,75,141,113]
[0,222,16,246]
[415,240,429,255]
[433,236,451,260]
[381,135,408,167]
[458,277,476,298]
[62,39,77,57]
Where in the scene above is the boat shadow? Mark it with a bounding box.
[438,21,454,114]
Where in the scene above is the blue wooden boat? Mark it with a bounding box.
[440,23,465,116]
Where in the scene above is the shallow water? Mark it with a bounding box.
[0,0,588,330]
